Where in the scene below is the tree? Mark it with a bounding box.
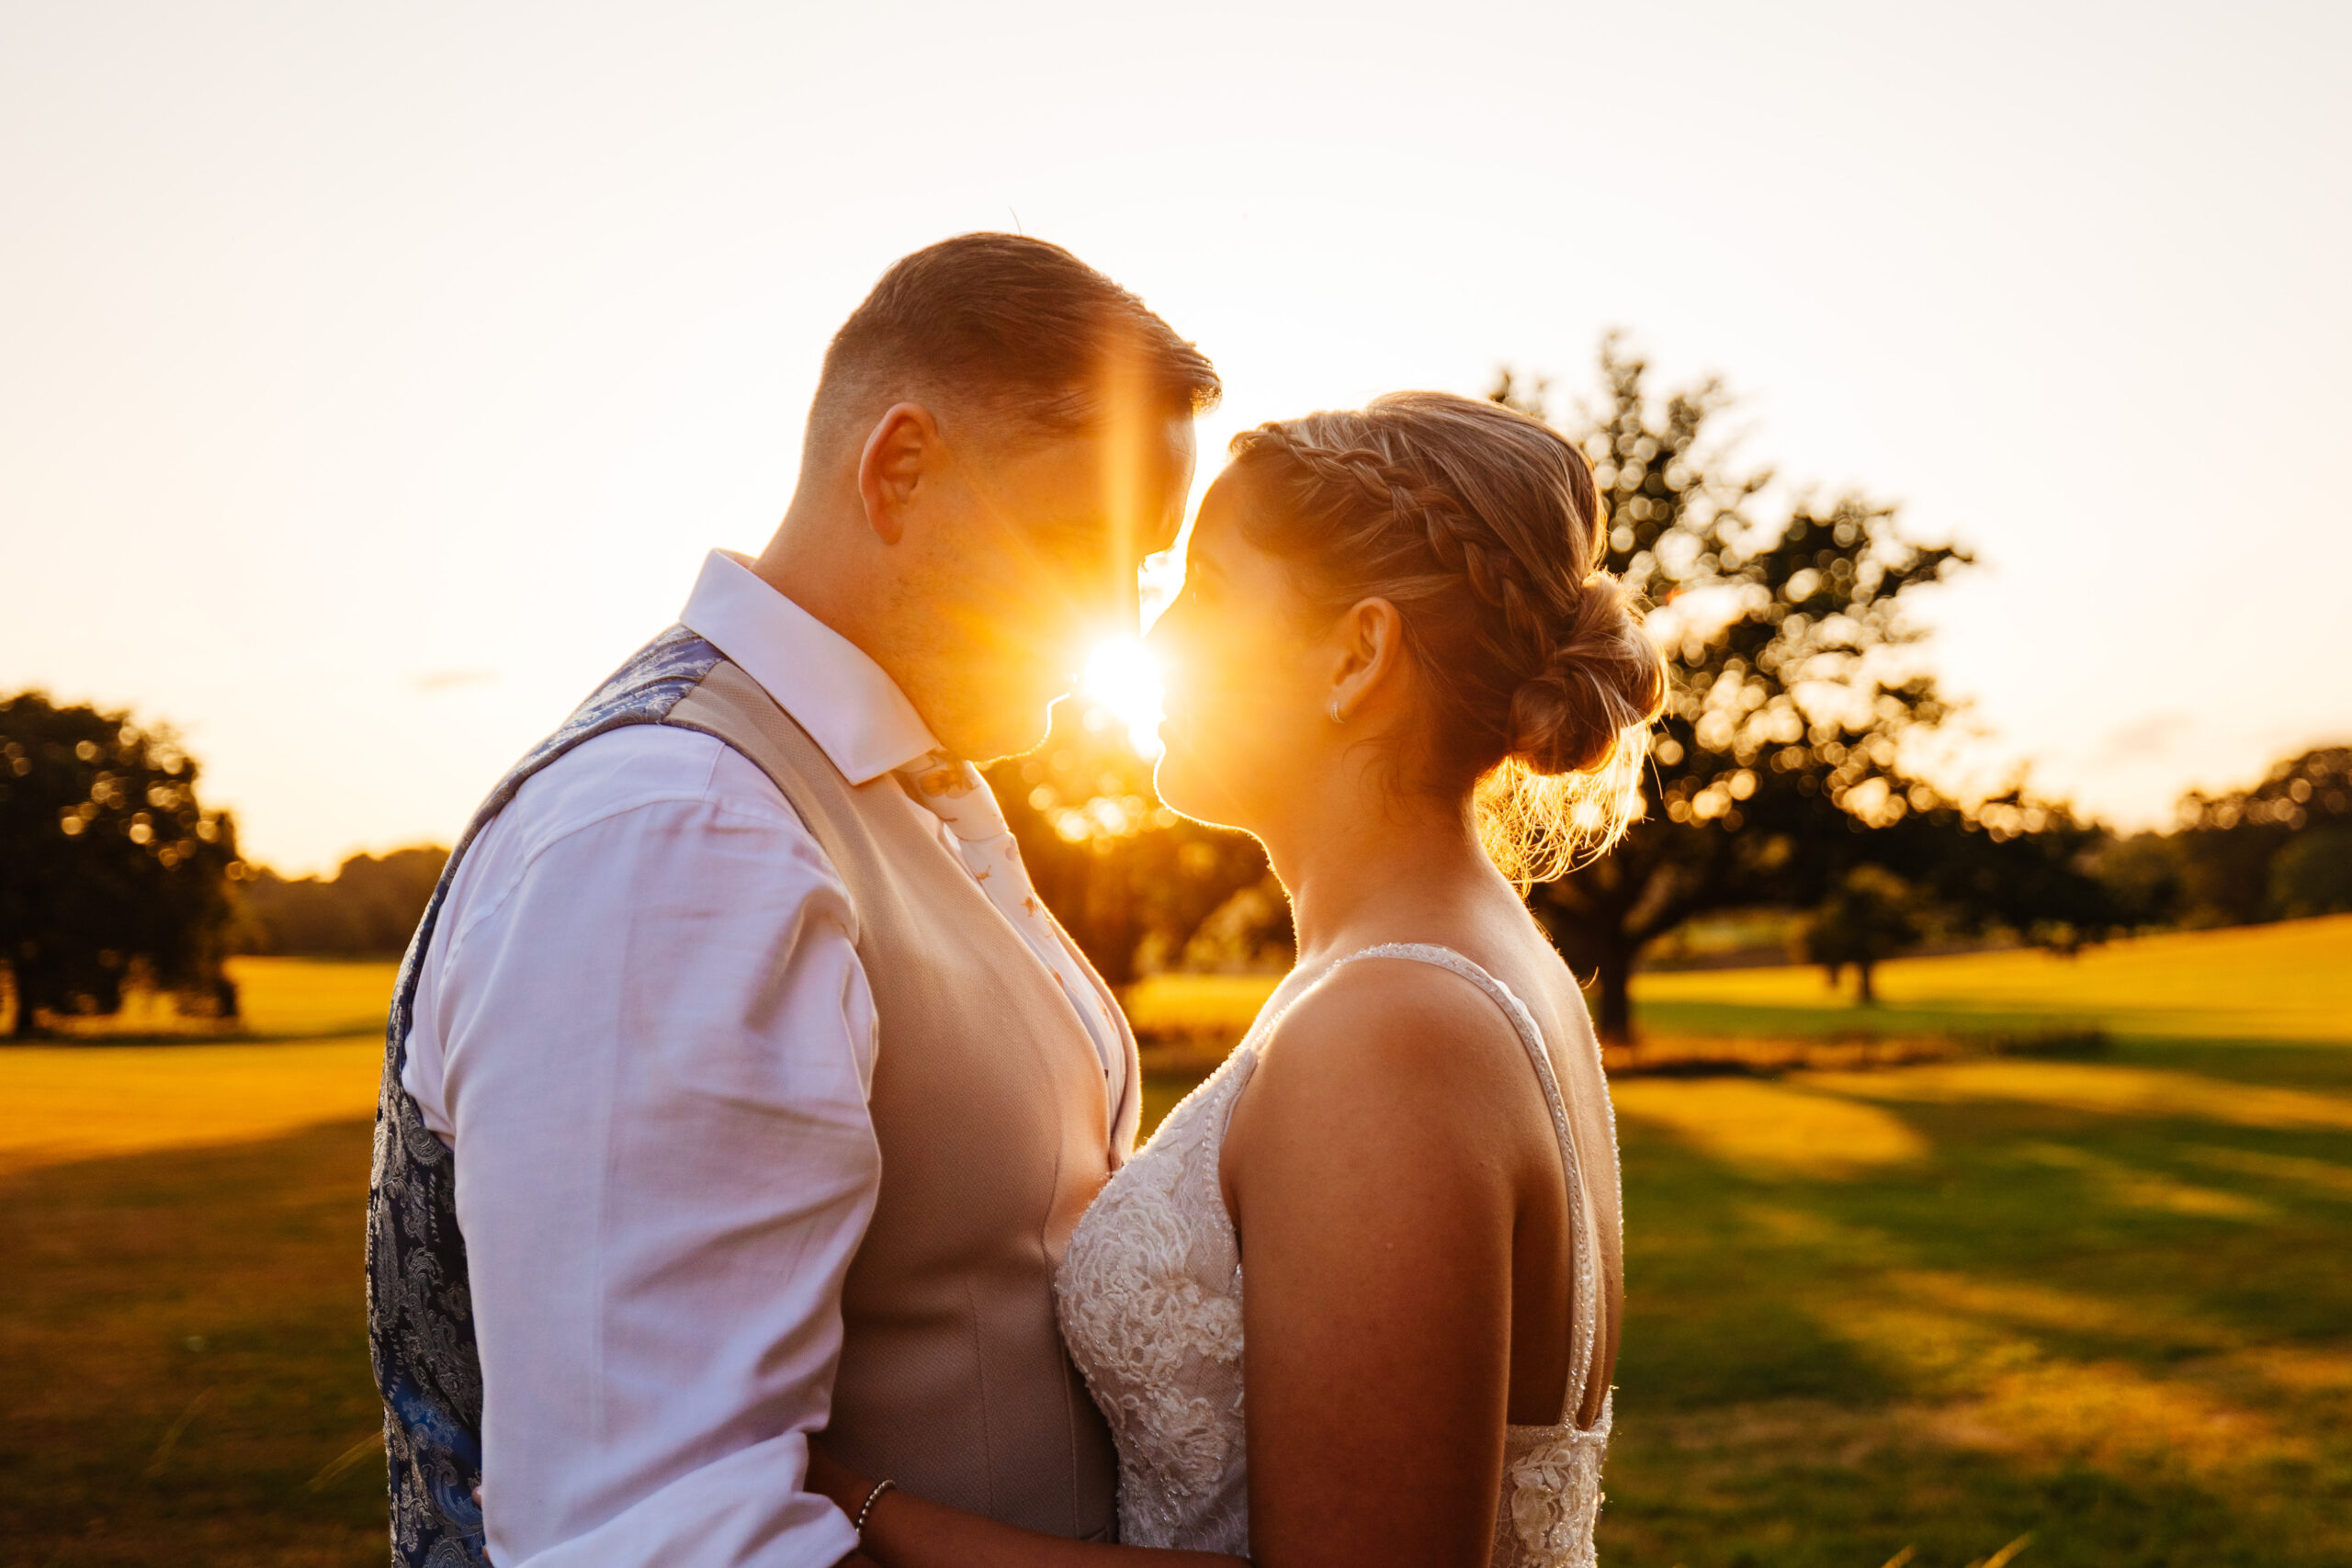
[1510,340,1974,1042]
[1780,784,2120,1007]
[2171,747,2352,925]
[984,695,1272,987]
[1883,786,2118,952]
[0,693,242,1036]
[1794,864,1929,1004]
[2088,829,2187,931]
[2269,828,2352,919]
[232,846,449,956]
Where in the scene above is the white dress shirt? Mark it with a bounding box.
[401,550,1125,1567]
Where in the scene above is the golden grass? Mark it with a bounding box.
[1909,1353,2318,1481]
[1611,1077,1930,1178]
[29,956,401,1041]
[7,1021,2347,1562]
[1812,1059,2352,1131]
[1122,970,1282,1036]
[0,955,395,1176]
[1634,912,2352,1042]
[224,957,401,1037]
[1883,1268,2225,1348]
[1824,1269,2346,1486]
[2182,1144,2352,1199]
[1127,916,2352,1048]
[0,1039,385,1177]
[2014,1143,2276,1222]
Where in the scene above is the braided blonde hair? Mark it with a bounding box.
[1227,391,1667,881]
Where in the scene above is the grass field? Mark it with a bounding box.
[22,957,402,1043]
[1632,915,2352,1048]
[1129,914,2352,1051]
[5,931,2348,1566]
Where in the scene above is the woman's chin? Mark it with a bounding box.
[1150,746,1204,821]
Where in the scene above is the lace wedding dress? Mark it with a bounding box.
[1055,943,1615,1565]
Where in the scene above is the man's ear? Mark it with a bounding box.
[856,402,939,547]
[1327,597,1406,722]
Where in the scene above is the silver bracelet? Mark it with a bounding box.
[853,1477,898,1539]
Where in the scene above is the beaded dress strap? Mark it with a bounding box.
[1329,942,1603,1427]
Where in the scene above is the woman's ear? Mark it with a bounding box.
[1326,597,1405,723]
[856,402,938,547]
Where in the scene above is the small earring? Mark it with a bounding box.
[1328,698,1345,725]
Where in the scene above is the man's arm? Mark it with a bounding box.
[425,729,880,1567]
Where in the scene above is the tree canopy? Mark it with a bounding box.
[231,847,449,958]
[985,701,1272,987]
[1512,342,2112,1039]
[0,692,242,1035]
[2159,747,2352,925]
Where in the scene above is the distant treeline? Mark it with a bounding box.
[2101,747,2352,930]
[232,848,447,958]
[220,748,2346,974]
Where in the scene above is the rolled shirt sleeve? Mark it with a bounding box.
[403,726,879,1567]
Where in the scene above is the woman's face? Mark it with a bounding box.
[1147,468,1335,835]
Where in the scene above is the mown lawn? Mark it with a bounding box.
[1631,916,2352,1045]
[1599,1037,2352,1567]
[0,1122,387,1568]
[5,936,2348,1566]
[21,957,401,1044]
[1132,914,2352,1050]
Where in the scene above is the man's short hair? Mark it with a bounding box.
[808,233,1221,456]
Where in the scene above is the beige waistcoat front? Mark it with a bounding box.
[668,660,1138,1540]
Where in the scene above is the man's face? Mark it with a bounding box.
[902,408,1196,761]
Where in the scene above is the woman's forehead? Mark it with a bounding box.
[1189,468,1252,551]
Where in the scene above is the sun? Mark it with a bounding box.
[1083,637,1166,758]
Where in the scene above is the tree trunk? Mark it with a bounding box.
[1856,959,1878,1006]
[8,961,50,1039]
[1592,942,1635,1046]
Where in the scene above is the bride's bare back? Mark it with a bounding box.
[1053,923,1620,1567]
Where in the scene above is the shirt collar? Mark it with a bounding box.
[678,550,939,784]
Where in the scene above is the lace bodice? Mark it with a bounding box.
[1054,943,1615,1564]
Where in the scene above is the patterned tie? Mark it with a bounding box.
[891,752,1125,1100]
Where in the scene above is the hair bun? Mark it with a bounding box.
[1508,575,1666,777]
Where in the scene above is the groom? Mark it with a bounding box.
[368,234,1218,1566]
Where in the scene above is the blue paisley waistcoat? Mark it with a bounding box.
[365,626,724,1567]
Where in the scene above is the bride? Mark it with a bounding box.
[812,390,1667,1568]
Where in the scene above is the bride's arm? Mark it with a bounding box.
[1220,967,1537,1568]
[804,1449,1242,1568]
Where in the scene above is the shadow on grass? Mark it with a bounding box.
[0,1120,387,1567]
[1604,1074,2352,1567]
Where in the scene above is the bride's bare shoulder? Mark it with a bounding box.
[1235,953,1544,1148]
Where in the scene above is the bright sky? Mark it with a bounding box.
[5,2,2347,873]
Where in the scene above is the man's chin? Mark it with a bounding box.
[967,700,1065,765]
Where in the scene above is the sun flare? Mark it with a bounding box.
[1083,637,1166,759]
